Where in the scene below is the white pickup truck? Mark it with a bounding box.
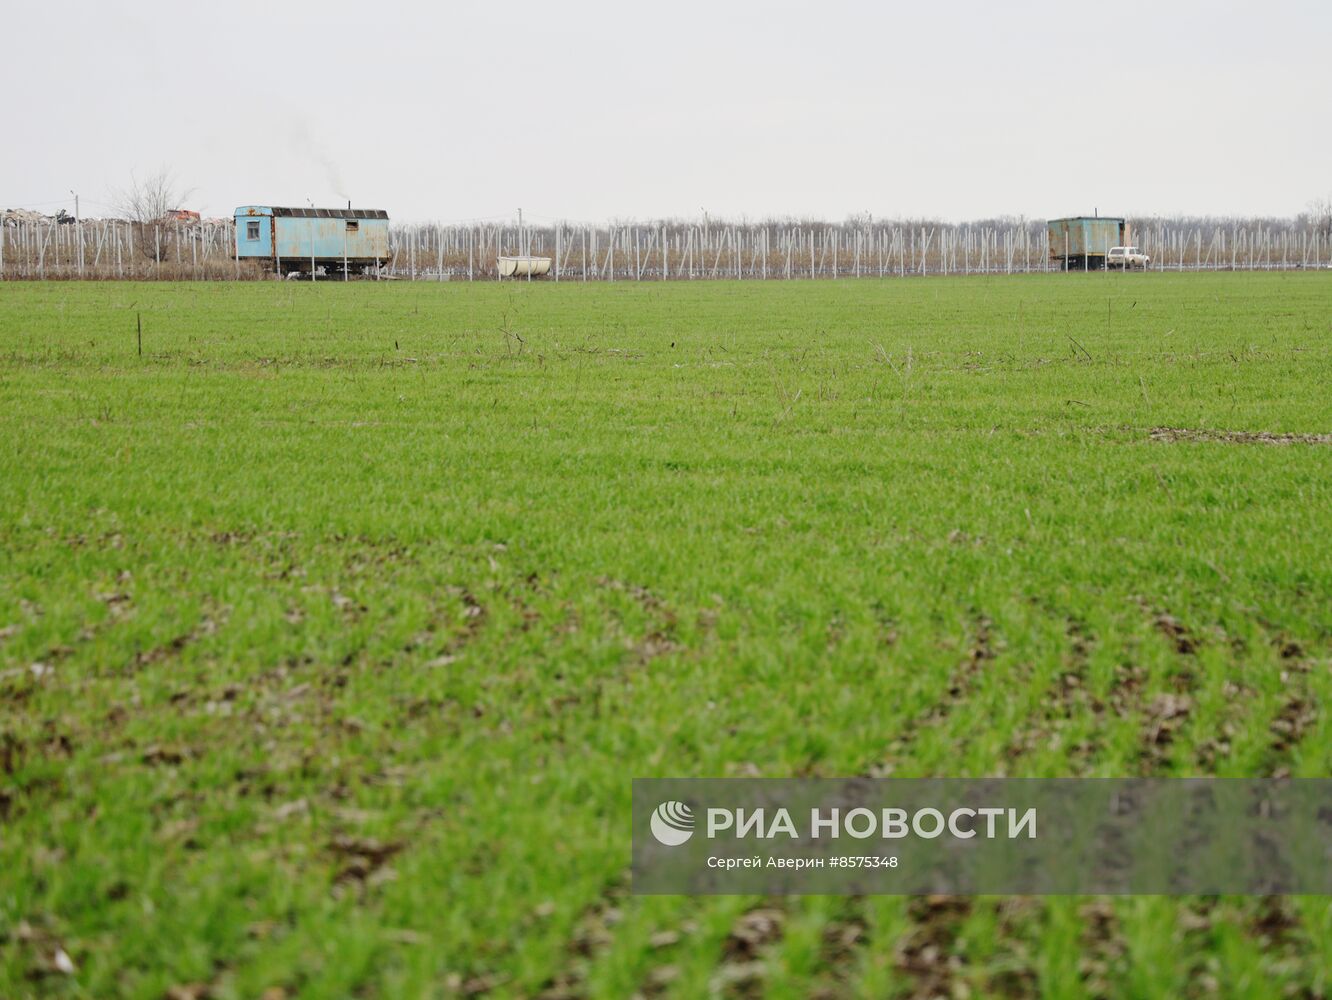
[1106,246,1150,269]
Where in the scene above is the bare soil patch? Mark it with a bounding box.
[1149,427,1332,445]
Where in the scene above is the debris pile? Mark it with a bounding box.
[2,208,49,224]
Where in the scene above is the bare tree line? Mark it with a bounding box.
[382,210,1332,281]
[4,196,1331,281]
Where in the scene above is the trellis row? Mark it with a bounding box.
[1,218,1327,280]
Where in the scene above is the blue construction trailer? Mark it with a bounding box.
[234,205,390,277]
[1047,216,1129,271]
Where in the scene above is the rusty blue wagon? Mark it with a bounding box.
[234,205,389,278]
[1047,217,1129,271]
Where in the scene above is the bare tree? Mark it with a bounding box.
[112,168,191,222]
[111,168,194,261]
[1308,197,1332,240]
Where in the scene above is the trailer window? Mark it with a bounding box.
[345,220,359,233]
[245,220,260,241]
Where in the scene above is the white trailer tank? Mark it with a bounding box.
[497,255,552,278]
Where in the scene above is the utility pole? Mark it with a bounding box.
[526,213,530,282]
[70,190,82,277]
[519,207,530,281]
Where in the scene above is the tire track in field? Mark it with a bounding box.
[710,904,788,998]
[809,899,869,999]
[867,612,998,775]
[628,902,793,1000]
[1001,614,1097,771]
[1135,605,1203,772]
[1077,900,1131,997]
[892,896,976,999]
[410,574,690,998]
[593,576,683,665]
[532,872,630,1000]
[1262,637,1319,778]
[849,617,998,998]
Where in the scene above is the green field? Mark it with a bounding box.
[2,273,1331,998]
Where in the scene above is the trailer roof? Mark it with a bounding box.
[270,207,389,220]
[1048,216,1126,224]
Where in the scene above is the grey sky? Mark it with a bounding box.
[5,0,1329,223]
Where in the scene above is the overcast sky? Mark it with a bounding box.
[4,0,1329,224]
